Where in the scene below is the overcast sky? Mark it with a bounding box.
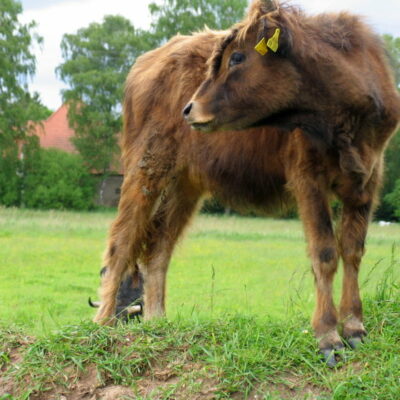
[20,0,400,111]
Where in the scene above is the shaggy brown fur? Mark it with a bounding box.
[94,0,400,363]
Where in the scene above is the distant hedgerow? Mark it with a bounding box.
[0,147,21,207]
[23,148,95,210]
[385,179,400,220]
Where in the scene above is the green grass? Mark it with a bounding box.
[0,207,399,335]
[0,208,399,399]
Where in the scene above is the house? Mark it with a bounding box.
[36,104,77,153]
[35,104,123,207]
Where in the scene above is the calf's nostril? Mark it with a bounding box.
[182,102,193,118]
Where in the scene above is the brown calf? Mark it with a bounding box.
[94,1,400,366]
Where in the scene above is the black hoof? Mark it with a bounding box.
[320,343,345,368]
[343,329,366,350]
[347,335,364,350]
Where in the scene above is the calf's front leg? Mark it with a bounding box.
[293,183,343,367]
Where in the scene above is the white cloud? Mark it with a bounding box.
[20,0,400,111]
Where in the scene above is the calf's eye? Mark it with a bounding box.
[229,52,246,68]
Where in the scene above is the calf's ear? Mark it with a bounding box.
[260,0,279,13]
[255,14,292,57]
[247,0,278,20]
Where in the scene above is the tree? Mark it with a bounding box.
[383,34,400,89]
[25,93,53,121]
[0,0,43,146]
[375,35,400,220]
[385,180,400,219]
[149,0,248,44]
[0,0,43,206]
[57,16,153,173]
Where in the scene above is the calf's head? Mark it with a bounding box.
[89,266,143,322]
[183,0,302,132]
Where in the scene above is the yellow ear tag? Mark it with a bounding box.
[254,37,268,56]
[267,28,280,52]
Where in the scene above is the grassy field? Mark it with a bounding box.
[0,207,399,335]
[0,208,399,399]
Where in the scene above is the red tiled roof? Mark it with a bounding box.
[36,104,77,153]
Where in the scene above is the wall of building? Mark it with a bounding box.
[95,175,123,207]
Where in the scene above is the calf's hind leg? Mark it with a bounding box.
[338,200,373,349]
[94,130,179,325]
[94,172,169,325]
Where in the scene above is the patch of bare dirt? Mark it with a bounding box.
[25,365,145,400]
[0,378,15,399]
[136,360,219,400]
[0,354,220,400]
[232,373,328,400]
[1,335,32,371]
[0,336,34,398]
[93,385,136,400]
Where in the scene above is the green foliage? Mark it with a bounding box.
[383,34,400,89]
[56,16,153,173]
[0,146,20,207]
[377,131,400,220]
[24,93,53,122]
[23,149,95,210]
[149,0,248,44]
[384,131,400,192]
[0,0,47,210]
[0,136,39,208]
[376,35,400,221]
[0,0,43,149]
[201,197,227,214]
[385,178,400,219]
[0,146,95,211]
